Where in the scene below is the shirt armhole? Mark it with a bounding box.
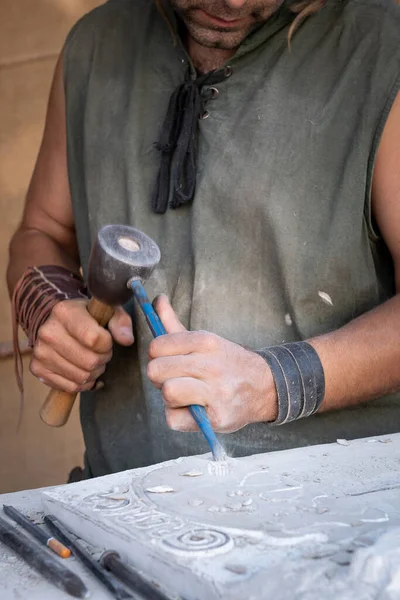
[365,73,400,243]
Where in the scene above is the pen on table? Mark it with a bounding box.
[45,515,133,600]
[3,504,71,558]
[0,515,89,599]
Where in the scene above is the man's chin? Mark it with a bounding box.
[185,22,250,50]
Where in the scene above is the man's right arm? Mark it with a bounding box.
[7,55,80,292]
[7,54,134,394]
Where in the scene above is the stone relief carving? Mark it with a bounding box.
[41,436,400,599]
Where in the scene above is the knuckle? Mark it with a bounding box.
[211,412,224,432]
[29,359,41,378]
[38,323,54,345]
[196,331,220,352]
[93,360,106,373]
[147,360,158,382]
[88,352,112,370]
[85,354,103,371]
[67,381,81,394]
[33,342,45,361]
[207,332,222,350]
[202,356,221,378]
[94,352,112,369]
[77,370,91,385]
[162,380,176,406]
[51,300,69,319]
[148,339,158,359]
[81,327,100,349]
[87,365,106,382]
[220,384,232,402]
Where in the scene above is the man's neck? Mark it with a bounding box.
[186,36,236,73]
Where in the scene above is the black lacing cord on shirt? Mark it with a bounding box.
[151,69,227,214]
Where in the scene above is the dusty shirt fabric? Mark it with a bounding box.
[63,0,400,477]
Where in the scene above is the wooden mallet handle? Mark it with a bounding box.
[39,297,115,427]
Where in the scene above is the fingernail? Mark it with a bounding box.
[169,422,184,431]
[153,294,169,309]
[119,327,134,341]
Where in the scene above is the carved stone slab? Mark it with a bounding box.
[41,435,400,599]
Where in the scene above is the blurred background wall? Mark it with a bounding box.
[0,0,102,493]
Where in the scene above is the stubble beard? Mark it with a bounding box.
[182,14,260,49]
[171,1,282,50]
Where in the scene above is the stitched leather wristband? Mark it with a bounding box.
[12,265,88,404]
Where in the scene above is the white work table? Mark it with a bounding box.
[1,433,400,600]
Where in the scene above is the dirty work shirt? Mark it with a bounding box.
[63,0,400,477]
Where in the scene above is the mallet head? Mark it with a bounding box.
[88,224,161,305]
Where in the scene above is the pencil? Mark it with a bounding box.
[0,516,88,598]
[3,504,71,558]
[45,515,133,600]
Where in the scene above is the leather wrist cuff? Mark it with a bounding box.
[11,265,88,401]
[12,265,88,347]
[256,341,325,425]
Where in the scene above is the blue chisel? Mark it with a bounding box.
[129,279,226,462]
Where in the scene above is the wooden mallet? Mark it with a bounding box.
[39,224,161,427]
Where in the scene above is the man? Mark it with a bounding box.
[7,0,400,478]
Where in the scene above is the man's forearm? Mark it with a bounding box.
[7,228,80,296]
[309,294,400,412]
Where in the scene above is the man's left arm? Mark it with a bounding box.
[148,92,400,432]
[312,90,400,413]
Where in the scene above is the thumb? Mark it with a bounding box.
[108,306,134,346]
[153,295,186,334]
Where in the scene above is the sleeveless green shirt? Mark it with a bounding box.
[63,0,400,477]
